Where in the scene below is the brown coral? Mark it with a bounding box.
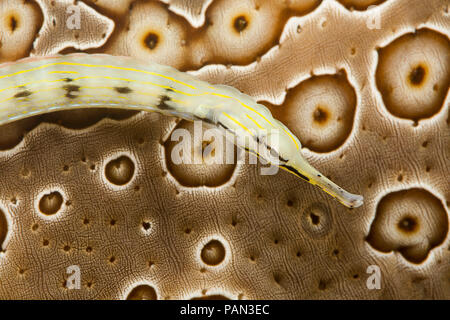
[0,0,448,300]
[376,29,450,123]
[367,188,448,264]
[100,0,321,70]
[0,0,42,62]
[31,0,114,56]
[269,71,357,152]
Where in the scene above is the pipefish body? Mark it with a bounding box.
[0,54,363,208]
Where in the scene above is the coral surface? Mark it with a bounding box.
[0,0,448,299]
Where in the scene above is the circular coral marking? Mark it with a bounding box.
[104,155,135,186]
[397,216,419,233]
[127,285,157,300]
[200,239,226,266]
[142,31,160,50]
[313,105,330,125]
[407,63,428,88]
[39,191,63,215]
[233,14,249,33]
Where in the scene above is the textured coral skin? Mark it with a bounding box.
[0,0,449,299]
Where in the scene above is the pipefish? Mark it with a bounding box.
[0,54,363,208]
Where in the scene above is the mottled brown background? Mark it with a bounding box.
[0,0,448,299]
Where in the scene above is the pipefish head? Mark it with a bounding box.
[265,120,364,209]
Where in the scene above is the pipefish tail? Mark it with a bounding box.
[0,53,363,208]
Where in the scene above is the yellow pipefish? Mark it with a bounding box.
[0,54,363,208]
